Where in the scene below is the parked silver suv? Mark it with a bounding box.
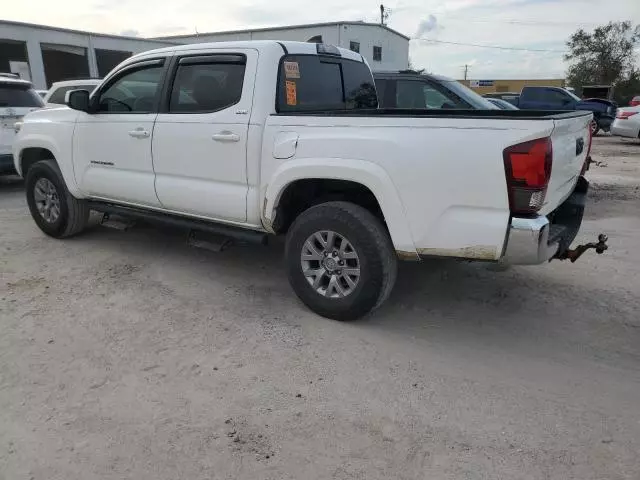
[1,75,43,175]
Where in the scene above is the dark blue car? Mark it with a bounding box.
[515,86,616,135]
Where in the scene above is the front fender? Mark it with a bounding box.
[262,158,418,258]
[13,125,83,198]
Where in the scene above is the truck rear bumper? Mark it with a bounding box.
[502,177,588,265]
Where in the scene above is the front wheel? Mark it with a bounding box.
[25,159,89,238]
[285,201,397,321]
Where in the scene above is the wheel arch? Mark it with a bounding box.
[263,158,418,258]
[15,135,83,197]
[19,147,56,178]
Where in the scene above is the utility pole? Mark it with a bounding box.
[380,5,385,25]
[463,64,469,80]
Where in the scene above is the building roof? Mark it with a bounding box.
[0,19,410,44]
[153,21,410,41]
[0,19,179,44]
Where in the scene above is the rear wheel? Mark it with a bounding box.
[25,159,89,238]
[590,120,600,136]
[285,201,397,320]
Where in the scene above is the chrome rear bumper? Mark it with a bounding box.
[502,177,588,265]
[502,216,559,265]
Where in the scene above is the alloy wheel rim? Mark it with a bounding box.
[300,230,361,298]
[33,178,61,224]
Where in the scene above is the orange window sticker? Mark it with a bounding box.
[284,61,300,79]
[286,80,297,106]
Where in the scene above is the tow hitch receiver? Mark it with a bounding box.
[557,234,609,263]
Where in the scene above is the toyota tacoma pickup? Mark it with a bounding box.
[12,41,606,320]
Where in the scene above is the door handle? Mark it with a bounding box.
[212,132,240,142]
[128,128,150,139]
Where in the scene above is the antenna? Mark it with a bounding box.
[380,4,390,25]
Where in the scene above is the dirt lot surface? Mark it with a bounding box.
[1,136,640,480]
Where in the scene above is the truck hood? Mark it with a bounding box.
[22,106,80,124]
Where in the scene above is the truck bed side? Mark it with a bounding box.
[262,111,591,260]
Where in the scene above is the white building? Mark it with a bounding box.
[0,20,410,90]
[155,21,410,72]
[0,20,176,89]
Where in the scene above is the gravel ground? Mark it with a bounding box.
[1,135,640,480]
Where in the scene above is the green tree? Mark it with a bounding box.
[565,21,640,104]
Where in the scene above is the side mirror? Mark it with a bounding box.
[66,90,91,112]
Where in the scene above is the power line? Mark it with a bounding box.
[434,17,600,27]
[414,37,567,53]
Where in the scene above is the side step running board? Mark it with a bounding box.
[101,213,137,231]
[187,230,234,252]
[88,201,268,245]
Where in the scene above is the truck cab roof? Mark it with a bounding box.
[131,40,365,63]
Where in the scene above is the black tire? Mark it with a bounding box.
[25,159,89,238]
[285,201,397,321]
[590,120,600,137]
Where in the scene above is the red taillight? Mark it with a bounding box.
[503,137,552,215]
[630,100,640,107]
[616,111,638,119]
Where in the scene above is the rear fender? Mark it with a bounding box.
[263,158,418,258]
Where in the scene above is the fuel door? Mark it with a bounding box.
[273,131,299,159]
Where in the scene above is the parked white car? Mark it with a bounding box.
[42,79,101,107]
[1,76,43,175]
[610,106,640,139]
[12,41,605,319]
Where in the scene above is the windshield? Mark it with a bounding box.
[442,80,498,109]
[0,84,44,108]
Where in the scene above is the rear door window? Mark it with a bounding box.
[521,88,542,102]
[277,55,377,112]
[0,85,44,107]
[169,56,246,113]
[544,88,572,105]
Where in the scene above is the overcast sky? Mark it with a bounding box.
[4,0,640,79]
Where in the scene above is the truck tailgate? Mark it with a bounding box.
[541,113,592,215]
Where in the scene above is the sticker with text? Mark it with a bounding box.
[285,81,297,106]
[284,61,300,79]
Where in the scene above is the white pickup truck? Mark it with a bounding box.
[13,40,606,320]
